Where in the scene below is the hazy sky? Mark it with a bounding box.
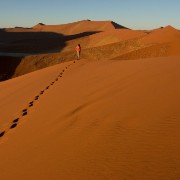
[0,0,180,29]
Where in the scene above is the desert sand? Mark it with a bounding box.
[0,56,180,179]
[0,20,180,180]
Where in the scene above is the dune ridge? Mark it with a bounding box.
[1,20,180,81]
[33,20,128,34]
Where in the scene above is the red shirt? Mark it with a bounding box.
[76,46,81,52]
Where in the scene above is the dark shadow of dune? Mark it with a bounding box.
[0,56,22,81]
[0,29,100,81]
[64,31,101,41]
[0,30,66,53]
[111,21,130,29]
[0,29,101,54]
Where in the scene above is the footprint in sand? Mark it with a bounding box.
[29,103,33,107]
[1,62,75,139]
[22,109,28,116]
[12,118,19,123]
[35,96,39,100]
[22,111,28,116]
[40,91,44,95]
[10,123,17,129]
[29,101,34,107]
[0,131,5,137]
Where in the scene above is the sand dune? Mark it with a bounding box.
[82,29,146,48]
[1,20,180,180]
[0,57,180,179]
[33,20,127,35]
[0,20,180,84]
[37,22,180,61]
[141,25,180,44]
[113,27,180,60]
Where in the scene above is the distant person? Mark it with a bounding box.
[75,44,81,60]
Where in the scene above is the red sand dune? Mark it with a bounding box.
[141,25,180,44]
[85,29,146,48]
[33,20,127,35]
[0,20,180,179]
[1,20,180,79]
[1,20,180,60]
[0,57,180,179]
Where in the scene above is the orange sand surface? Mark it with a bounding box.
[0,57,180,179]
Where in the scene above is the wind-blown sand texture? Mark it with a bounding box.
[0,56,180,179]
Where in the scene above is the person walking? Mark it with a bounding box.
[75,44,81,60]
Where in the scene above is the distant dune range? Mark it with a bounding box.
[1,20,180,180]
[0,20,180,81]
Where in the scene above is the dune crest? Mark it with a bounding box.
[32,20,128,35]
[141,25,180,44]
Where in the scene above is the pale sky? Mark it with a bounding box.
[0,0,180,29]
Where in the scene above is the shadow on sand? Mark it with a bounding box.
[0,29,100,81]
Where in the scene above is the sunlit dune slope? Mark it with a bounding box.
[0,57,180,179]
